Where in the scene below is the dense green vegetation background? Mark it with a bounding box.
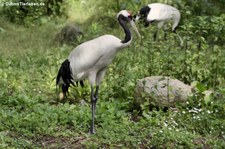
[0,0,224,148]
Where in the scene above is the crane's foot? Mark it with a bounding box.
[153,34,157,41]
[89,128,95,134]
[164,32,167,41]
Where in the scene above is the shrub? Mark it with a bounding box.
[1,0,65,24]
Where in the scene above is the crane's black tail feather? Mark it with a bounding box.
[56,59,84,96]
[56,59,74,95]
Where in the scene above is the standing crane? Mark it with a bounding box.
[134,3,181,41]
[56,10,140,134]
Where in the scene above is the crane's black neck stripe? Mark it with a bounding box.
[118,14,131,44]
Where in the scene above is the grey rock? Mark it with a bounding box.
[55,24,83,44]
[134,76,194,107]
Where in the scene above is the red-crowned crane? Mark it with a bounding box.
[134,3,181,41]
[56,10,140,134]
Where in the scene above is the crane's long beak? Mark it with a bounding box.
[134,15,141,22]
[130,20,141,38]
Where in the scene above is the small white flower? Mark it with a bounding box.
[164,122,168,127]
[207,110,211,114]
[172,120,178,126]
[189,109,198,113]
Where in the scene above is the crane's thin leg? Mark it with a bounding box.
[163,24,167,41]
[153,30,157,41]
[164,31,167,40]
[90,86,95,134]
[144,22,149,27]
[172,29,184,46]
[94,86,99,102]
[90,85,99,134]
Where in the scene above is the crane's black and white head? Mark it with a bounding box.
[117,10,133,21]
[134,6,150,21]
[133,6,151,27]
[117,10,141,38]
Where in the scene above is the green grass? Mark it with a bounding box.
[0,1,225,148]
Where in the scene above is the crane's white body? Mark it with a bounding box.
[69,35,131,86]
[147,3,180,31]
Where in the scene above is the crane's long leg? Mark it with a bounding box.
[163,30,167,41]
[90,85,95,134]
[163,24,167,41]
[90,85,99,134]
[172,30,184,46]
[89,70,105,134]
[93,86,99,113]
[153,30,158,41]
